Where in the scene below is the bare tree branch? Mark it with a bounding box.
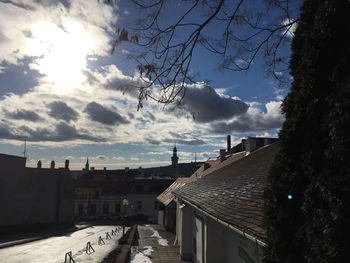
[112,0,301,106]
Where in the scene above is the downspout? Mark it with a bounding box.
[174,193,266,247]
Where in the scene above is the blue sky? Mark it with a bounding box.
[0,0,296,170]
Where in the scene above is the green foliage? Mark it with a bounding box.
[264,0,350,262]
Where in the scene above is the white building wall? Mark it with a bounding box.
[158,210,164,225]
[206,215,263,263]
[176,200,264,263]
[126,194,158,222]
[180,204,194,261]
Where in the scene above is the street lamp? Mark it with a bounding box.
[122,198,129,237]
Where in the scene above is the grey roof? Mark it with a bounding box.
[157,177,195,206]
[157,151,247,206]
[173,142,278,242]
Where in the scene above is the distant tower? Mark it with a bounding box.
[171,145,179,167]
[85,157,89,171]
[50,160,55,169]
[37,160,42,169]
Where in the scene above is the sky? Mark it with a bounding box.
[0,0,295,170]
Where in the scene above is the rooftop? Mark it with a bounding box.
[173,142,279,243]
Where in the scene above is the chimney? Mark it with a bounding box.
[125,167,129,172]
[245,138,257,153]
[65,159,69,169]
[37,160,42,169]
[227,135,231,152]
[203,162,211,170]
[219,149,226,161]
[103,167,107,171]
[50,160,55,169]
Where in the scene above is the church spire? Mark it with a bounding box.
[171,145,178,167]
[85,157,89,171]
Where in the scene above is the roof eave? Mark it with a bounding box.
[173,192,266,247]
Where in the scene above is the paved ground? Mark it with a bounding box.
[0,225,125,263]
[131,225,189,263]
[0,224,91,249]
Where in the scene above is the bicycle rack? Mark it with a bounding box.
[98,236,105,245]
[85,241,95,254]
[106,232,112,240]
[64,251,76,263]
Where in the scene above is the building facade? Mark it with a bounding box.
[74,175,173,223]
[0,154,75,230]
[172,140,278,263]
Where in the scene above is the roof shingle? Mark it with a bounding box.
[173,142,278,242]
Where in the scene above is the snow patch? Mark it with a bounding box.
[0,225,126,263]
[131,246,153,263]
[150,228,169,246]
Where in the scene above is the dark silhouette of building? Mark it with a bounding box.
[0,154,75,231]
[171,145,179,167]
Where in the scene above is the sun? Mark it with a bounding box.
[32,19,98,93]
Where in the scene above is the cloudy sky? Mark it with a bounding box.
[0,0,288,170]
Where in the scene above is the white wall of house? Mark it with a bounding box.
[158,210,164,225]
[75,193,160,223]
[176,199,264,263]
[126,194,159,222]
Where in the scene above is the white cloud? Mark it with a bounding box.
[113,156,125,161]
[282,18,298,39]
[0,0,116,92]
[171,82,248,123]
[91,155,109,160]
[210,101,284,133]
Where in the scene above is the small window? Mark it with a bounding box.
[78,204,84,216]
[137,201,142,210]
[103,203,109,214]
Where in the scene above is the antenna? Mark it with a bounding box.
[23,136,27,158]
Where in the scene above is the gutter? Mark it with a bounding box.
[174,194,266,247]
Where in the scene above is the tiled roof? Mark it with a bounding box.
[157,151,247,206]
[173,142,278,242]
[157,177,195,206]
[83,162,202,178]
[75,177,174,195]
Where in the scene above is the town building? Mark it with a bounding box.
[74,146,202,222]
[0,154,75,232]
[157,136,278,263]
[172,141,278,263]
[74,174,173,223]
[157,136,277,234]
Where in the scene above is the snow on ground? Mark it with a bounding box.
[149,228,168,246]
[0,225,127,263]
[131,246,153,263]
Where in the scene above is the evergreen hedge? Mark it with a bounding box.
[264,0,350,262]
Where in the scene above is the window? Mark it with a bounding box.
[78,204,84,216]
[137,201,142,210]
[103,203,109,214]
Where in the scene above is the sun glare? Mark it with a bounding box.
[32,20,97,93]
